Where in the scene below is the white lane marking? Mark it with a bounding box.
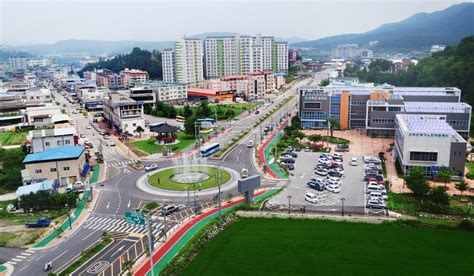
[16,255,26,259]
[18,265,29,272]
[51,250,68,262]
[106,202,110,209]
[21,252,31,256]
[26,250,35,253]
[12,258,22,262]
[82,229,100,241]
[6,261,16,265]
[127,200,131,208]
[110,245,124,257]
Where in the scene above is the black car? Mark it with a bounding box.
[287,164,295,170]
[294,147,301,152]
[280,157,295,164]
[328,171,343,178]
[255,110,260,114]
[282,152,297,158]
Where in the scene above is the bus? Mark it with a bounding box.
[200,143,220,157]
[176,115,185,123]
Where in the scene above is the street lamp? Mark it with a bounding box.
[341,198,346,217]
[287,195,292,214]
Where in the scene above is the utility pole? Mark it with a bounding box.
[287,195,292,214]
[146,215,155,276]
[217,165,222,224]
[341,198,346,217]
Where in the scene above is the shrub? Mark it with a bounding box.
[465,172,474,180]
[457,220,474,232]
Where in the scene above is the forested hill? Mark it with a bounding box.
[344,36,474,107]
[79,47,162,79]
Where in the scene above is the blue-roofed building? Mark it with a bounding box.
[21,146,87,185]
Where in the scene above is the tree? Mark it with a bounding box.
[320,78,330,86]
[292,130,305,140]
[183,104,193,118]
[404,167,430,200]
[136,126,145,138]
[455,180,469,196]
[325,118,340,137]
[308,134,322,142]
[184,116,197,136]
[436,167,452,187]
[168,106,177,118]
[428,186,450,209]
[197,101,212,118]
[225,109,236,120]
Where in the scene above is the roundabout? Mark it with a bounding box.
[147,165,232,191]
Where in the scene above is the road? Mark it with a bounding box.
[12,74,325,275]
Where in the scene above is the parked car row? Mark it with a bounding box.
[314,153,344,177]
[363,156,387,210]
[279,146,299,170]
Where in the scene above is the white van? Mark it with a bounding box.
[366,186,386,194]
[350,157,358,166]
[241,168,249,178]
[305,193,319,204]
[369,191,388,200]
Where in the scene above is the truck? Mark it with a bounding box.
[25,217,51,228]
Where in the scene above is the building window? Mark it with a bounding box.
[45,142,50,146]
[388,107,401,112]
[409,151,438,162]
[35,169,42,174]
[57,141,62,146]
[304,102,322,109]
[63,166,70,171]
[50,168,57,172]
[65,140,71,144]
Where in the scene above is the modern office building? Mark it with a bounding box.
[394,114,466,176]
[103,93,146,135]
[162,38,204,87]
[299,85,471,138]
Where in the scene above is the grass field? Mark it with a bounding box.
[0,131,26,145]
[130,132,195,155]
[183,217,474,275]
[148,166,231,191]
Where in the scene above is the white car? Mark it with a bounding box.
[326,185,341,193]
[332,153,343,159]
[107,140,116,146]
[145,164,159,171]
[326,178,341,186]
[318,159,331,165]
[315,169,328,176]
[305,193,319,204]
[86,125,91,129]
[350,157,358,166]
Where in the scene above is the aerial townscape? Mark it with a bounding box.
[0,1,473,275]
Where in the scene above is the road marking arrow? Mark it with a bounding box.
[127,200,131,208]
[106,202,110,209]
[123,168,131,174]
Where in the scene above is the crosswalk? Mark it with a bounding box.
[5,249,36,265]
[106,160,137,168]
[83,215,163,237]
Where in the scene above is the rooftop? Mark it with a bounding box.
[29,127,76,138]
[16,180,55,196]
[23,146,84,164]
[404,102,471,114]
[397,114,455,135]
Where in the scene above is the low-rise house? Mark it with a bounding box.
[103,93,146,135]
[21,146,87,185]
[27,127,77,153]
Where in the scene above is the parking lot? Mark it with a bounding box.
[267,151,366,214]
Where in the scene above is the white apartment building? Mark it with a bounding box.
[28,127,76,153]
[154,82,187,104]
[203,34,289,79]
[176,38,204,87]
[9,56,27,72]
[162,49,175,83]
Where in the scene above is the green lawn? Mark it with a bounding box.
[177,102,259,120]
[148,166,231,191]
[130,132,195,155]
[465,162,474,173]
[183,217,474,275]
[0,131,26,145]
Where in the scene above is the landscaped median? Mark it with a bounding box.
[134,188,280,276]
[257,120,289,179]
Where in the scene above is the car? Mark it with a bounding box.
[369,191,388,200]
[310,177,326,184]
[318,159,331,165]
[79,133,86,138]
[308,182,325,191]
[159,205,179,216]
[315,164,328,170]
[145,164,159,171]
[326,185,341,193]
[364,174,383,181]
[287,164,295,170]
[332,153,343,159]
[294,147,301,152]
[241,168,249,178]
[326,178,341,186]
[327,175,340,182]
[366,177,384,185]
[336,144,349,152]
[304,147,310,152]
[247,140,254,148]
[305,193,319,204]
[86,125,91,129]
[350,157,358,166]
[25,217,52,228]
[315,169,328,176]
[320,153,333,160]
[367,186,386,194]
[280,157,295,164]
[107,140,116,146]
[366,199,387,209]
[67,181,86,192]
[328,171,343,178]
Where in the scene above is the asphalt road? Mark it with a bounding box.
[11,75,319,275]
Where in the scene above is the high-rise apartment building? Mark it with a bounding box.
[9,56,27,72]
[162,38,204,87]
[203,34,289,79]
[162,49,175,83]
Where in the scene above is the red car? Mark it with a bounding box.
[366,178,384,185]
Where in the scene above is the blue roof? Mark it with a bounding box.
[23,146,84,164]
[16,180,54,196]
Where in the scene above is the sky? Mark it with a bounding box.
[0,0,469,45]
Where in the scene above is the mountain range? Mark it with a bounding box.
[0,34,306,57]
[293,2,474,52]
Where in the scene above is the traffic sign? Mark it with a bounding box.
[125,211,145,225]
